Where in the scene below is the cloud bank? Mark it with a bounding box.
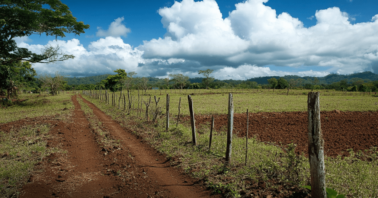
[14,0,378,80]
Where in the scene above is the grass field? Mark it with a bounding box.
[96,88,378,116]
[0,93,75,124]
[83,88,378,197]
[0,93,74,197]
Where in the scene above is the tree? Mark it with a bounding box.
[123,71,136,92]
[198,69,214,89]
[164,78,170,89]
[0,0,90,66]
[0,61,37,99]
[141,77,149,92]
[277,78,288,89]
[39,72,65,95]
[103,69,127,91]
[311,77,319,91]
[169,74,189,90]
[267,78,278,92]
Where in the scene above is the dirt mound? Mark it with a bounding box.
[181,111,378,157]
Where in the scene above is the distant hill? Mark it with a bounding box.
[64,74,111,85]
[246,71,378,85]
[64,71,378,85]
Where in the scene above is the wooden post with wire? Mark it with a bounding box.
[308,92,326,198]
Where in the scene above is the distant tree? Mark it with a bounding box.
[311,77,319,91]
[104,69,127,91]
[169,74,189,90]
[198,69,214,89]
[277,78,288,89]
[141,77,149,92]
[267,78,278,92]
[39,72,65,95]
[123,71,136,93]
[164,78,170,89]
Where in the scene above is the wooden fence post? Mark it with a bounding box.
[209,115,214,151]
[308,92,326,198]
[188,95,197,146]
[176,97,181,127]
[225,93,233,163]
[123,94,126,111]
[166,94,170,131]
[245,109,249,166]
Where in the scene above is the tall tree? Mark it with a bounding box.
[267,78,278,92]
[198,69,214,89]
[0,0,90,66]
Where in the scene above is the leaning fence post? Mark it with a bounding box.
[209,115,214,151]
[166,94,170,131]
[245,109,249,166]
[188,95,197,146]
[308,92,326,198]
[225,93,233,164]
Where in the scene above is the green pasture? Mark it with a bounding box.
[0,92,75,124]
[90,88,378,117]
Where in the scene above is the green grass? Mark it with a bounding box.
[91,88,378,117]
[82,89,378,197]
[0,124,65,198]
[0,93,75,124]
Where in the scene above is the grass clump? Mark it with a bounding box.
[0,124,63,198]
[76,96,120,149]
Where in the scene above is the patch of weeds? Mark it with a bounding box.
[0,124,63,197]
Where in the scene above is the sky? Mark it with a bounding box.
[14,0,378,80]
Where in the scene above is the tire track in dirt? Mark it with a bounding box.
[79,95,217,198]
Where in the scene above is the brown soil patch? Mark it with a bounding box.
[181,111,378,157]
[79,95,218,198]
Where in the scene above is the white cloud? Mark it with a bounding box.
[96,17,131,37]
[17,37,144,76]
[140,0,378,74]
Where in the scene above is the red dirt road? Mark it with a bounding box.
[14,95,216,198]
[181,111,378,157]
[79,95,217,198]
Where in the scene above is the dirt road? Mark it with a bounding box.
[20,95,216,198]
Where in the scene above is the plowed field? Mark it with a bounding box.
[181,111,378,157]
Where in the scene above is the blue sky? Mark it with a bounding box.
[15,0,378,79]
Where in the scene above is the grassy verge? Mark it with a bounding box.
[0,124,65,198]
[76,96,120,151]
[0,93,74,124]
[82,92,378,198]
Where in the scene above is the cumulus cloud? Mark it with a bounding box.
[96,17,131,37]
[17,37,144,76]
[140,0,378,74]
